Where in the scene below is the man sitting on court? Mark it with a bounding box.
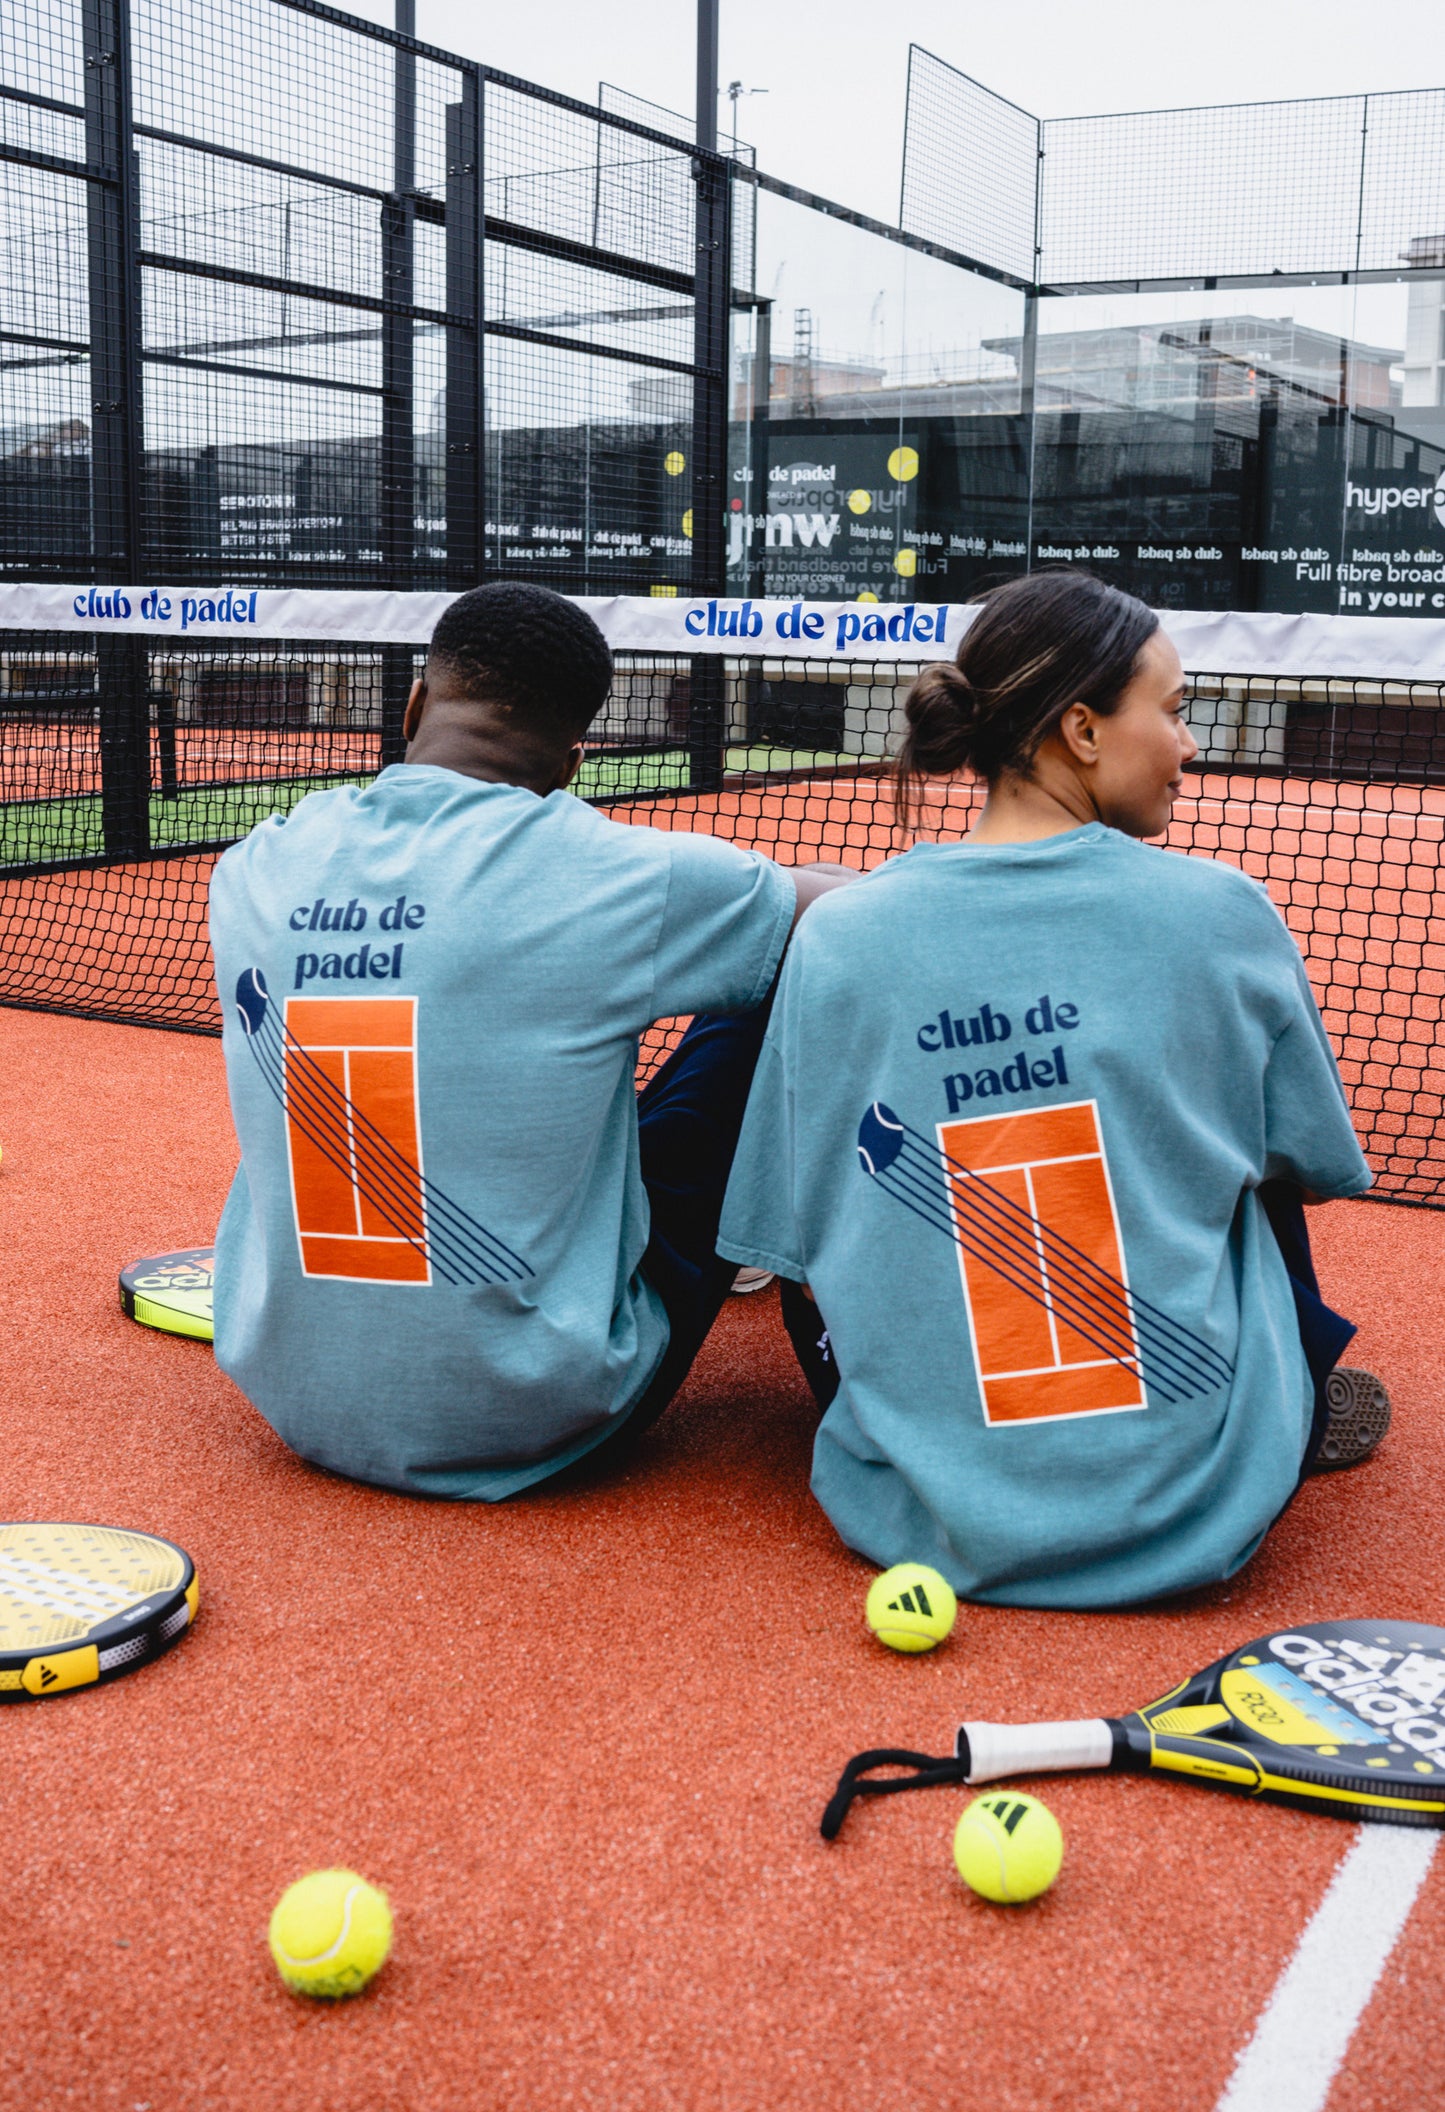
[209,583,850,1495]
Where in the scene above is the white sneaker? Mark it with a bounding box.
[730,1266,776,1295]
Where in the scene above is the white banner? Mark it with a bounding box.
[1162,609,1445,681]
[2,584,1444,679]
[0,585,962,660]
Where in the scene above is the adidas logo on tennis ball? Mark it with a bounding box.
[865,1563,958,1653]
[954,1792,1063,1904]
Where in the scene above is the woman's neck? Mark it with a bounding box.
[967,760,1098,845]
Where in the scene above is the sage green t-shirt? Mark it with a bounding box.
[720,826,1371,1607]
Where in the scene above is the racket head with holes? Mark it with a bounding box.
[0,1523,198,1699]
[119,1247,214,1342]
[1109,1619,1445,1825]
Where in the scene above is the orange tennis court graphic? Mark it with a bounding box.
[232,968,530,1288]
[284,996,430,1283]
[856,1101,1230,1413]
[937,1102,1144,1425]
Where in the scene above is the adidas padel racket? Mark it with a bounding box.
[0,1523,198,1699]
[822,1620,1445,1836]
[119,1247,214,1342]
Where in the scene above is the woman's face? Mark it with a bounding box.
[1079,630,1196,839]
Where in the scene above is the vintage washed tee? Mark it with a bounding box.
[718,825,1371,1607]
[209,764,793,1497]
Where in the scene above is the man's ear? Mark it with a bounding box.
[402,676,426,745]
[556,742,586,791]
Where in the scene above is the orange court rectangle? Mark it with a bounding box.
[286,997,418,1051]
[283,995,430,1285]
[937,1099,1145,1426]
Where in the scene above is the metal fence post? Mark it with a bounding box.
[746,299,771,601]
[381,17,418,764]
[688,150,732,793]
[84,0,149,858]
[1022,121,1044,575]
[446,73,484,592]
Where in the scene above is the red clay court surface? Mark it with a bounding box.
[3,1003,1445,2112]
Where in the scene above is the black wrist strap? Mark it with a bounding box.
[819,1743,969,1840]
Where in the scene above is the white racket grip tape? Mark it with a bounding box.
[959,1718,1116,1784]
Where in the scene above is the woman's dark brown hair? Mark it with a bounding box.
[893,570,1159,831]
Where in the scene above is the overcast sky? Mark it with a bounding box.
[343,0,1445,224]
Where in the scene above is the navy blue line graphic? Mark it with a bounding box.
[236,968,531,1287]
[861,1105,1229,1394]
[857,1102,1231,1405]
[878,1141,1229,1400]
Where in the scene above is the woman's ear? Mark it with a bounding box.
[402,676,426,745]
[1056,701,1100,767]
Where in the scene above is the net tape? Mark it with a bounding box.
[1,593,1443,1205]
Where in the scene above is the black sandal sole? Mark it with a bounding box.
[1312,1365,1392,1471]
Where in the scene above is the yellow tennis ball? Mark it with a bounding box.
[268,1869,392,1998]
[953,1792,1063,1904]
[865,1562,957,1652]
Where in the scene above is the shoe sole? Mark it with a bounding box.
[1314,1365,1392,1470]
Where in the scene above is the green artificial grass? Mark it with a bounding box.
[0,746,865,867]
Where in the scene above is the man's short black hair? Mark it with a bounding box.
[427,582,613,742]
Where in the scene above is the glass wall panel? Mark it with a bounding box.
[1344,276,1445,618]
[1026,283,1411,612]
[732,188,1030,605]
[483,335,690,595]
[1,161,91,576]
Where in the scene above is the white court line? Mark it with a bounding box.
[1213,1824,1439,2112]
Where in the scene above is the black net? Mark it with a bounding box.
[2,622,1444,1204]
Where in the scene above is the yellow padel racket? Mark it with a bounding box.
[119,1247,214,1342]
[0,1523,198,1699]
[822,1620,1445,1836]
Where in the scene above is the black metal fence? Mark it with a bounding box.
[1,0,742,601]
[2,0,758,847]
[12,9,1445,648]
[900,47,1445,290]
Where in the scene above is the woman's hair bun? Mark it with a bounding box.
[897,658,981,778]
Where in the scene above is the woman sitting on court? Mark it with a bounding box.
[718,570,1388,1608]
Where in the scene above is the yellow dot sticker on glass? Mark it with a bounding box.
[893,547,917,577]
[847,488,872,515]
[681,509,693,537]
[856,590,880,603]
[664,450,686,476]
[887,445,919,482]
